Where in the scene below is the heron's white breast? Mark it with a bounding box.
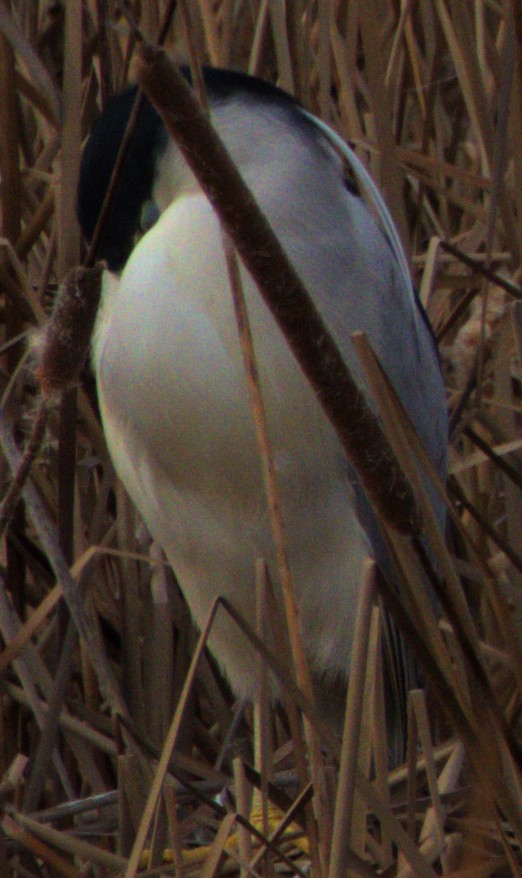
[92,194,368,695]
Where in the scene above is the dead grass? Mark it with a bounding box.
[0,1,521,876]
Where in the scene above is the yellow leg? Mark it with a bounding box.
[139,788,309,868]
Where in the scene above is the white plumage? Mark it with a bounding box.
[79,70,447,734]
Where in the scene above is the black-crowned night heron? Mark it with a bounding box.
[77,68,447,751]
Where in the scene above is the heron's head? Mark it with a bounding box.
[77,69,334,273]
